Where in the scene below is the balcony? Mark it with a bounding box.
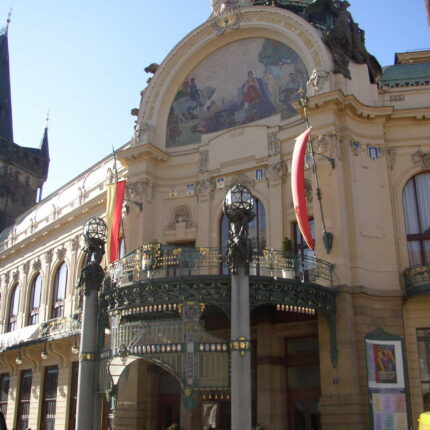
[102,244,336,318]
[404,264,430,298]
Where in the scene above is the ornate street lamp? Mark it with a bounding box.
[224,184,255,430]
[224,184,255,274]
[76,217,107,430]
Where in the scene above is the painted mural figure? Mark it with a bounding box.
[239,70,275,122]
[167,38,309,147]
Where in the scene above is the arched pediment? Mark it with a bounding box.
[135,7,333,151]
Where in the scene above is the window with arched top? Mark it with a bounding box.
[220,198,267,273]
[52,263,67,318]
[8,284,20,332]
[403,172,430,266]
[28,274,42,325]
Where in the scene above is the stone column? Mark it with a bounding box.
[76,285,99,430]
[231,265,252,430]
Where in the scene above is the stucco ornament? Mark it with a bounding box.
[199,151,209,173]
[265,162,283,182]
[413,150,430,169]
[307,68,330,95]
[195,180,212,197]
[211,0,249,34]
[314,132,341,160]
[133,122,155,146]
[211,0,251,16]
[127,179,154,203]
[268,132,280,156]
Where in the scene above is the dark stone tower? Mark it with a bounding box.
[0,25,50,233]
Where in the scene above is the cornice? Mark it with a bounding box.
[0,194,104,261]
[293,90,394,121]
[118,143,170,168]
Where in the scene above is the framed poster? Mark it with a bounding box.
[365,329,411,430]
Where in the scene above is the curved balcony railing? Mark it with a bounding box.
[106,243,334,288]
[404,264,430,298]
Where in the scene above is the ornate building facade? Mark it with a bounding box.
[0,1,430,429]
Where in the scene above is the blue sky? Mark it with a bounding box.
[1,0,429,197]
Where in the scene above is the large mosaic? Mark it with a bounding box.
[166,38,308,147]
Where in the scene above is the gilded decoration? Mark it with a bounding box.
[167,38,308,147]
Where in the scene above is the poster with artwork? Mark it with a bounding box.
[167,38,309,147]
[365,331,411,430]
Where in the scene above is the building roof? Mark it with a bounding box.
[0,29,14,143]
[379,61,430,88]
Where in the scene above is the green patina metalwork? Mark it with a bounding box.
[98,244,338,406]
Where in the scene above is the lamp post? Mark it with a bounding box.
[224,184,255,430]
[76,217,107,430]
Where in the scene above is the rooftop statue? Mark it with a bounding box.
[303,0,381,82]
[211,0,252,16]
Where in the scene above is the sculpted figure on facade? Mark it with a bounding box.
[304,0,381,82]
[307,68,330,95]
[133,122,155,146]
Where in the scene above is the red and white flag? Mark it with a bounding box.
[291,128,315,251]
[106,180,126,263]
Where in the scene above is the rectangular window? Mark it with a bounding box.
[68,362,79,430]
[41,366,58,430]
[0,373,10,415]
[16,369,32,430]
[417,328,430,410]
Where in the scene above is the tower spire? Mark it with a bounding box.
[0,10,14,143]
[40,112,50,165]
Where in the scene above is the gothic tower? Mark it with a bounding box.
[0,22,50,233]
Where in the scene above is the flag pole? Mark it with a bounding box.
[111,147,127,257]
[298,88,334,253]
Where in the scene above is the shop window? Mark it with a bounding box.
[52,263,67,318]
[403,173,430,266]
[41,366,58,430]
[28,274,42,325]
[8,284,20,332]
[16,369,32,430]
[417,328,430,410]
[220,198,266,274]
[0,374,10,415]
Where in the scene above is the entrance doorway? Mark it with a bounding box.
[286,337,321,430]
[158,372,181,429]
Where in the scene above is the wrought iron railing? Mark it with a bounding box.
[404,265,430,297]
[106,244,333,287]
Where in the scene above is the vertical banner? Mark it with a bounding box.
[291,128,315,251]
[106,180,126,263]
[365,329,411,430]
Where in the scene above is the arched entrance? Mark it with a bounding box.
[111,358,182,430]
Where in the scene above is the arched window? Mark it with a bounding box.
[8,284,20,332]
[28,274,42,325]
[403,172,430,266]
[220,198,267,273]
[52,263,67,318]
